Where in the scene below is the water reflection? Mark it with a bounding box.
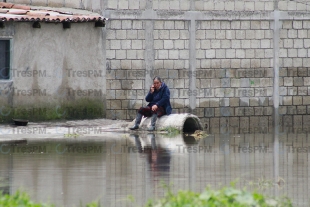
[0,131,309,206]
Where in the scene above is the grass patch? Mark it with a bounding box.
[0,184,292,207]
[159,126,181,137]
[0,99,105,123]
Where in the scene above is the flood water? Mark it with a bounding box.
[0,130,309,206]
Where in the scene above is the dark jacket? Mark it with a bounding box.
[145,82,172,115]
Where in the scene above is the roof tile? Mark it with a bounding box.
[0,2,105,23]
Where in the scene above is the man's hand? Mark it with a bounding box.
[152,105,158,111]
[150,85,155,93]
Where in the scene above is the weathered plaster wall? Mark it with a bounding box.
[0,22,106,121]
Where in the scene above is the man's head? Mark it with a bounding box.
[153,76,162,90]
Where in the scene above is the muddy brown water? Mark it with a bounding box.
[0,132,309,207]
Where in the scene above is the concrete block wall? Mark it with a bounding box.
[195,20,274,132]
[279,20,310,131]
[103,0,310,133]
[106,19,146,120]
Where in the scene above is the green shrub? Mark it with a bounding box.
[0,191,54,207]
[145,185,292,207]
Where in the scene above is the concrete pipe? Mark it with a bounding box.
[131,113,203,132]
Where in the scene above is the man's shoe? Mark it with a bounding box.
[129,125,139,130]
[147,126,155,131]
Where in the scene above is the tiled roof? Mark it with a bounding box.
[0,2,106,23]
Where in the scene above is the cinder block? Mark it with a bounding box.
[154,21,164,30]
[211,59,221,68]
[240,97,249,106]
[170,0,179,10]
[211,40,221,48]
[214,1,225,10]
[224,1,234,11]
[298,49,307,57]
[293,58,302,67]
[215,88,225,97]
[211,21,221,29]
[129,0,139,9]
[234,1,244,11]
[127,30,137,39]
[119,0,130,9]
[241,40,251,49]
[194,1,203,11]
[288,29,297,38]
[263,60,273,72]
[110,20,122,29]
[158,30,169,39]
[283,96,292,105]
[235,49,245,58]
[221,40,231,48]
[216,49,225,58]
[287,1,297,11]
[226,30,235,39]
[279,49,288,57]
[205,108,215,117]
[293,96,303,105]
[221,21,231,30]
[131,60,144,69]
[107,0,118,9]
[255,30,264,40]
[230,98,239,106]
[251,21,261,30]
[278,1,287,11]
[121,40,132,50]
[261,40,271,48]
[255,2,264,11]
[250,97,259,106]
[226,49,236,58]
[174,60,185,69]
[209,98,220,107]
[121,60,132,69]
[115,70,127,79]
[169,50,179,59]
[221,59,231,68]
[175,21,184,29]
[215,30,225,39]
[283,58,293,67]
[251,40,260,48]
[204,1,214,11]
[164,60,174,68]
[241,59,251,68]
[111,60,121,69]
[164,21,174,29]
[116,50,126,60]
[284,39,293,48]
[231,40,241,49]
[265,2,274,11]
[246,30,255,40]
[304,77,310,86]
[244,2,254,11]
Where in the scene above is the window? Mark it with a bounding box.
[0,40,10,80]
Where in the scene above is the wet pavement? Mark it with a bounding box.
[0,119,309,206]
